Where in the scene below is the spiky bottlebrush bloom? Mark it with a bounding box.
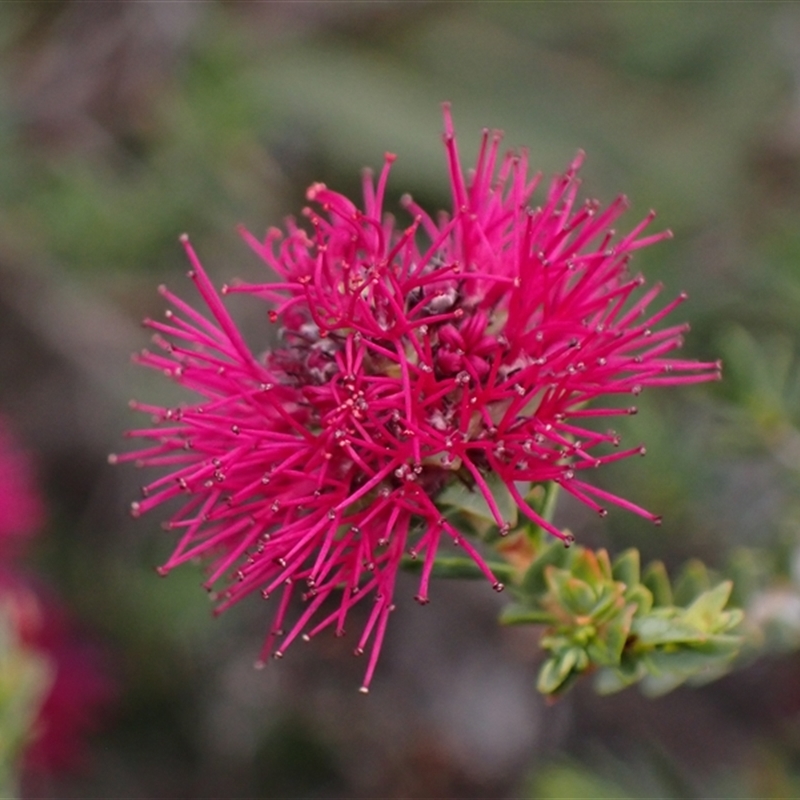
[115,106,719,691]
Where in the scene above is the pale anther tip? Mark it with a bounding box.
[253,660,266,670]
[107,453,118,465]
[359,686,370,695]
[179,233,189,244]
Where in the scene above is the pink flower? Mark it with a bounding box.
[116,105,719,691]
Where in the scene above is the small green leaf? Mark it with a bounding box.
[554,575,598,617]
[521,542,572,597]
[640,670,690,697]
[594,661,645,695]
[722,608,745,631]
[642,561,673,607]
[603,604,637,664]
[672,559,711,606]
[537,654,571,694]
[624,584,654,617]
[682,581,734,631]
[572,549,613,586]
[587,587,626,624]
[612,548,641,587]
[631,613,707,646]
[499,604,554,626]
[540,647,588,693]
[594,669,629,695]
[644,639,740,676]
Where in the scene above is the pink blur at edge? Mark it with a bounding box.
[0,417,115,775]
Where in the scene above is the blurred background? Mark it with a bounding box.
[3,1,800,797]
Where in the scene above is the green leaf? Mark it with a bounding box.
[521,542,572,597]
[537,656,569,695]
[587,587,626,624]
[602,604,637,664]
[632,612,708,646]
[624,583,654,617]
[638,637,742,697]
[499,603,554,626]
[612,548,641,587]
[644,638,741,676]
[593,669,630,695]
[672,559,712,606]
[573,549,613,586]
[682,581,734,631]
[594,661,646,695]
[537,647,587,694]
[640,670,691,697]
[642,560,673,607]
[553,574,598,617]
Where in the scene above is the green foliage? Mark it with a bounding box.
[432,476,745,698]
[501,531,743,697]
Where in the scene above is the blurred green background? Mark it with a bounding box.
[4,1,800,797]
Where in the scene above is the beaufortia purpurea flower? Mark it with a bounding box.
[113,105,720,692]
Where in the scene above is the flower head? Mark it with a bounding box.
[116,105,719,691]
